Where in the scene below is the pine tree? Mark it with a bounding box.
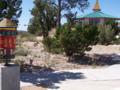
[0,0,22,23]
[56,0,89,28]
[28,0,58,37]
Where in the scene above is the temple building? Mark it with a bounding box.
[76,0,120,24]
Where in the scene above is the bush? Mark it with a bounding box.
[61,24,99,59]
[98,24,115,45]
[43,37,63,54]
[97,20,119,45]
[43,24,99,61]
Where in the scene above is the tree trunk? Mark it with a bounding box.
[57,0,61,28]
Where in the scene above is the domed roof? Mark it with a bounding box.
[78,11,119,19]
[77,0,120,20]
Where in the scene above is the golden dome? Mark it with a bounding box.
[93,0,101,11]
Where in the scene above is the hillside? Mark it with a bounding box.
[14,33,120,70]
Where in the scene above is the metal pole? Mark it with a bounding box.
[4,55,10,66]
[4,59,9,66]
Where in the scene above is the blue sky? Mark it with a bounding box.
[18,0,120,31]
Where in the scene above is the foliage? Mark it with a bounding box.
[43,24,99,60]
[0,0,22,23]
[98,24,115,45]
[28,0,58,37]
[105,20,119,35]
[0,0,7,14]
[28,0,89,35]
[56,0,89,28]
[61,24,99,58]
[43,37,63,54]
[27,18,41,35]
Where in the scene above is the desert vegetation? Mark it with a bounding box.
[0,0,120,70]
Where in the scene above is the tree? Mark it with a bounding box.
[97,20,119,45]
[0,0,22,23]
[28,0,89,36]
[43,23,98,60]
[65,12,77,28]
[60,24,98,61]
[28,17,41,35]
[28,0,58,37]
[55,0,89,28]
[0,0,7,14]
[98,24,115,45]
[105,20,119,35]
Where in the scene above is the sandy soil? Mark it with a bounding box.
[16,36,120,70]
[86,45,120,54]
[19,43,120,90]
[21,86,46,90]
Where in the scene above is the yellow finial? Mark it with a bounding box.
[93,0,101,11]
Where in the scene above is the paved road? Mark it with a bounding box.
[47,64,120,90]
[20,64,120,90]
[52,80,120,90]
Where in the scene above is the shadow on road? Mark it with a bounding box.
[69,54,120,66]
[21,70,84,89]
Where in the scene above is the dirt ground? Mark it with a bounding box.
[16,36,120,70]
[20,44,120,90]
[21,86,46,90]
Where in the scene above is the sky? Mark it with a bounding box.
[18,0,120,31]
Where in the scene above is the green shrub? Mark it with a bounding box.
[43,37,63,54]
[61,24,99,58]
[97,20,119,45]
[43,24,99,60]
[98,24,115,45]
